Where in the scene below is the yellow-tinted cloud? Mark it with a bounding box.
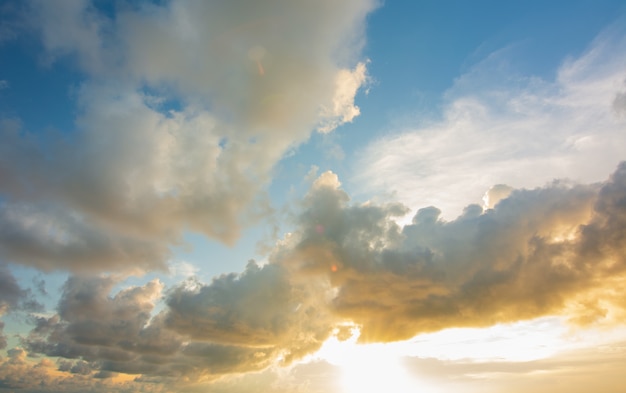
[18,163,626,386]
[272,163,626,342]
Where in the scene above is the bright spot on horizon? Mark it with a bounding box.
[316,327,431,393]
[311,317,626,393]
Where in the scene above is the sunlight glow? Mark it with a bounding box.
[312,318,626,393]
[316,327,436,393]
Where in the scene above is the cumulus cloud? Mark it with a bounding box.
[0,265,41,349]
[356,23,626,219]
[482,184,513,210]
[24,261,333,382]
[16,162,626,385]
[271,164,626,342]
[24,277,183,376]
[0,346,341,393]
[318,62,369,133]
[0,0,375,272]
[0,348,168,393]
[167,260,335,365]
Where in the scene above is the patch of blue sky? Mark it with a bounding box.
[351,0,626,143]
[0,39,79,134]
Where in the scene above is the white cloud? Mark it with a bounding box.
[167,260,199,279]
[356,24,626,219]
[318,62,369,133]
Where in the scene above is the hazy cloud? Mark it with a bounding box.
[0,0,375,272]
[403,342,626,393]
[0,265,42,349]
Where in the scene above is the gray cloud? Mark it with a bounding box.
[0,0,375,273]
[0,265,42,348]
[0,265,27,315]
[24,263,332,381]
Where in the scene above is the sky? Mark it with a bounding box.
[1,0,626,392]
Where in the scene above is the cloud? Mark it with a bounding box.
[0,348,168,393]
[24,262,333,382]
[318,62,369,133]
[482,184,513,209]
[0,1,25,44]
[403,342,626,393]
[0,346,340,393]
[356,23,626,219]
[17,162,626,385]
[24,277,182,376]
[0,265,42,349]
[0,265,29,315]
[271,164,626,342]
[0,0,375,273]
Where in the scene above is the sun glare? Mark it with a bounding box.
[316,327,435,393]
[312,319,626,393]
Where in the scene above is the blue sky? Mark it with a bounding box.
[1,1,626,392]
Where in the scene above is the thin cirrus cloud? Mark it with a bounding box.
[356,22,626,219]
[0,0,375,273]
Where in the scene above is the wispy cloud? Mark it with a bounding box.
[356,23,626,219]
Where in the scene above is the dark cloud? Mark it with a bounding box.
[0,265,26,314]
[0,265,43,348]
[25,262,333,381]
[24,277,180,374]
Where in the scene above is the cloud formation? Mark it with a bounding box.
[20,162,626,386]
[403,342,626,393]
[0,265,41,349]
[0,0,375,272]
[24,262,332,382]
[273,165,626,342]
[357,22,626,219]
